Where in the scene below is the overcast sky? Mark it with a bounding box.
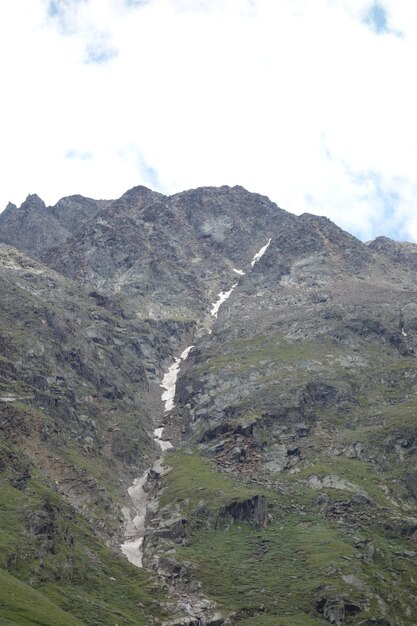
[1,0,417,242]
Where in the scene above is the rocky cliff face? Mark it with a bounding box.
[41,185,292,325]
[1,186,417,626]
[0,194,107,259]
[154,212,417,625]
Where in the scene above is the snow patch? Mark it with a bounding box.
[210,283,238,318]
[120,472,149,567]
[160,345,194,412]
[122,346,195,567]
[159,440,173,451]
[153,427,164,439]
[251,238,271,267]
[153,426,173,451]
[180,345,194,360]
[161,358,181,412]
[233,268,245,275]
[0,396,16,403]
[121,537,144,567]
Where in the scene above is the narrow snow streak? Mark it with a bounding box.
[251,238,271,267]
[120,424,174,567]
[180,345,194,360]
[122,242,270,569]
[121,344,194,567]
[160,358,181,412]
[210,283,238,318]
[160,345,194,412]
[120,473,148,567]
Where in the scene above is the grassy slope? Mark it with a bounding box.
[159,448,417,624]
[0,457,168,626]
[0,569,85,626]
[0,250,173,624]
[155,326,417,624]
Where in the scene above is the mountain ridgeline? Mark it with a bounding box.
[1,185,417,626]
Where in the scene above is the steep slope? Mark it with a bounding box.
[0,184,295,626]
[144,215,417,625]
[0,245,192,625]
[2,185,417,625]
[1,185,293,326]
[0,194,106,259]
[42,185,292,322]
[0,195,71,259]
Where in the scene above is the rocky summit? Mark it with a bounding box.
[1,185,417,626]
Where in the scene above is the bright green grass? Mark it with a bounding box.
[159,447,417,624]
[293,456,395,508]
[176,517,357,624]
[0,568,85,626]
[159,449,274,513]
[0,460,166,626]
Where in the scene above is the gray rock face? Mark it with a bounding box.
[3,184,417,625]
[145,200,417,624]
[39,185,293,321]
[0,193,106,259]
[1,184,293,325]
[0,244,193,550]
[217,495,267,530]
[315,592,361,625]
[0,194,70,258]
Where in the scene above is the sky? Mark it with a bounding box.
[1,0,417,242]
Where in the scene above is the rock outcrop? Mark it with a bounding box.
[2,185,417,625]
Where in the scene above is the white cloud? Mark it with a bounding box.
[1,0,417,241]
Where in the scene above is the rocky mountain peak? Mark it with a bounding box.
[0,193,68,259]
[244,211,373,293]
[367,234,417,271]
[286,212,369,257]
[49,194,107,231]
[20,193,47,211]
[367,234,394,249]
[2,184,417,626]
[35,185,293,322]
[3,201,17,215]
[0,192,109,260]
[110,185,165,213]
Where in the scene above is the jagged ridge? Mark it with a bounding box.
[2,185,417,625]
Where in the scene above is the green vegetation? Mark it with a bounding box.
[294,456,395,507]
[0,569,85,626]
[178,519,355,625]
[0,258,178,625]
[188,334,336,377]
[3,223,417,625]
[160,449,260,512]
[158,446,417,624]
[0,447,168,626]
[158,453,341,622]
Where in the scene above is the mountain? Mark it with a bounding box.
[1,186,291,324]
[0,194,108,259]
[1,186,417,626]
